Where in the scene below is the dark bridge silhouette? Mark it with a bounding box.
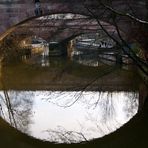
[0,0,147,41]
[13,16,114,42]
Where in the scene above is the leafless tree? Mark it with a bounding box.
[83,0,148,75]
[0,91,33,133]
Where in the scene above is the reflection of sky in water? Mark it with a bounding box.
[0,91,139,143]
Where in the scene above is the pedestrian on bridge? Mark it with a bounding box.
[34,0,42,16]
[0,104,2,117]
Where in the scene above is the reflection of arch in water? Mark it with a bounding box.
[0,93,147,147]
[0,91,33,133]
[0,90,139,142]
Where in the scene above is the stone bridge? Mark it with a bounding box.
[0,0,147,42]
[13,16,116,42]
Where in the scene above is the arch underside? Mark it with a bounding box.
[12,14,119,43]
[0,0,146,41]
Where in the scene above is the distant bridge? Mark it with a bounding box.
[13,17,114,42]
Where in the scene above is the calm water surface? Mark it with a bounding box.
[0,91,139,143]
[0,48,144,143]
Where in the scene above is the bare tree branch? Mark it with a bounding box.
[99,1,148,25]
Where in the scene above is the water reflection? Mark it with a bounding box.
[0,91,33,133]
[0,91,138,143]
[0,39,145,143]
[1,50,141,92]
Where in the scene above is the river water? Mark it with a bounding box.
[0,47,146,143]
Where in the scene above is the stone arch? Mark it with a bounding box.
[1,0,146,41]
[0,13,120,44]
